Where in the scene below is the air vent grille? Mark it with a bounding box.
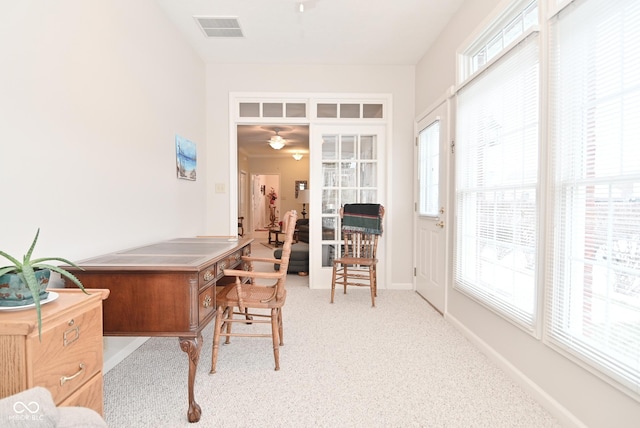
[194,16,244,38]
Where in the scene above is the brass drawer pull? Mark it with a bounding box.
[202,295,212,308]
[204,270,214,281]
[60,363,85,386]
[63,325,80,346]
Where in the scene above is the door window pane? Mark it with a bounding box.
[340,136,356,160]
[418,120,440,217]
[318,104,338,118]
[322,135,337,160]
[340,162,357,187]
[340,104,360,118]
[286,103,306,117]
[239,102,260,117]
[263,103,283,117]
[363,104,383,118]
[360,135,376,159]
[360,163,377,188]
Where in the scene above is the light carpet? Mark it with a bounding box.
[103,241,560,428]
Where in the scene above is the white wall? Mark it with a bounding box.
[0,0,206,366]
[204,64,416,289]
[415,1,640,426]
[1,0,206,258]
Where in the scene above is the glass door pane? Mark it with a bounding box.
[418,120,440,217]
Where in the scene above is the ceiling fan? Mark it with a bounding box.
[268,128,286,150]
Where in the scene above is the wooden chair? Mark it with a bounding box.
[211,210,298,373]
[331,204,385,307]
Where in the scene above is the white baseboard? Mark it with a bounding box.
[103,337,150,374]
[446,314,587,428]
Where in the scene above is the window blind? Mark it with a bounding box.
[455,32,539,329]
[547,0,640,396]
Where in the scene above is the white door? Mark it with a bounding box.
[310,125,386,288]
[414,100,450,313]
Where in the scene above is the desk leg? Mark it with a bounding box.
[179,334,203,423]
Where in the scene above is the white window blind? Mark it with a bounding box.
[547,0,640,396]
[455,32,539,329]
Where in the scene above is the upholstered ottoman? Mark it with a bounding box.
[274,242,309,274]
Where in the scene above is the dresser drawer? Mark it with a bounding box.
[30,304,103,404]
[198,285,216,324]
[59,371,103,415]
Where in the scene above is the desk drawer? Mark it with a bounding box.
[198,285,216,324]
[199,263,217,286]
[216,251,242,279]
[31,305,103,404]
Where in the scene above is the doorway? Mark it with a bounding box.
[414,98,451,313]
[251,174,281,231]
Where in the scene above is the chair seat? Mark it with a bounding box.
[217,283,286,309]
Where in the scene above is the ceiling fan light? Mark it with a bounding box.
[269,138,285,150]
[292,153,303,161]
[268,130,286,150]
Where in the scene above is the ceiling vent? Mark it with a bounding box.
[194,16,244,38]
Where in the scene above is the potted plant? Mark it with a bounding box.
[0,228,86,339]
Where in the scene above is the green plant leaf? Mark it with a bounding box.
[0,266,17,277]
[0,251,23,270]
[20,261,43,340]
[23,228,40,264]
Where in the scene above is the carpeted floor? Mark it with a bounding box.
[103,239,561,428]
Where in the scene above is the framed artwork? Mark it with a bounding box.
[176,135,197,181]
[295,180,307,198]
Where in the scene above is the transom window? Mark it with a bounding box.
[461,0,538,80]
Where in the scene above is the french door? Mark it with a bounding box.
[414,100,450,313]
[310,125,386,288]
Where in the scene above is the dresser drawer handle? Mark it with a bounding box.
[204,270,214,281]
[60,363,85,386]
[63,326,80,347]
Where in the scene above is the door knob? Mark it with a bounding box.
[436,221,445,228]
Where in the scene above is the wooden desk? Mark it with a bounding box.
[63,237,252,422]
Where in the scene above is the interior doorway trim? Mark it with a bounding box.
[229,92,392,287]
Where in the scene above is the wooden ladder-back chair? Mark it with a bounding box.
[331,204,385,307]
[210,210,298,373]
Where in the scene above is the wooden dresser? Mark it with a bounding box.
[0,288,109,415]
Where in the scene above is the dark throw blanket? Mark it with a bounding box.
[342,203,383,235]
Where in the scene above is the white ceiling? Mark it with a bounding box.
[156,0,464,66]
[155,0,464,157]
